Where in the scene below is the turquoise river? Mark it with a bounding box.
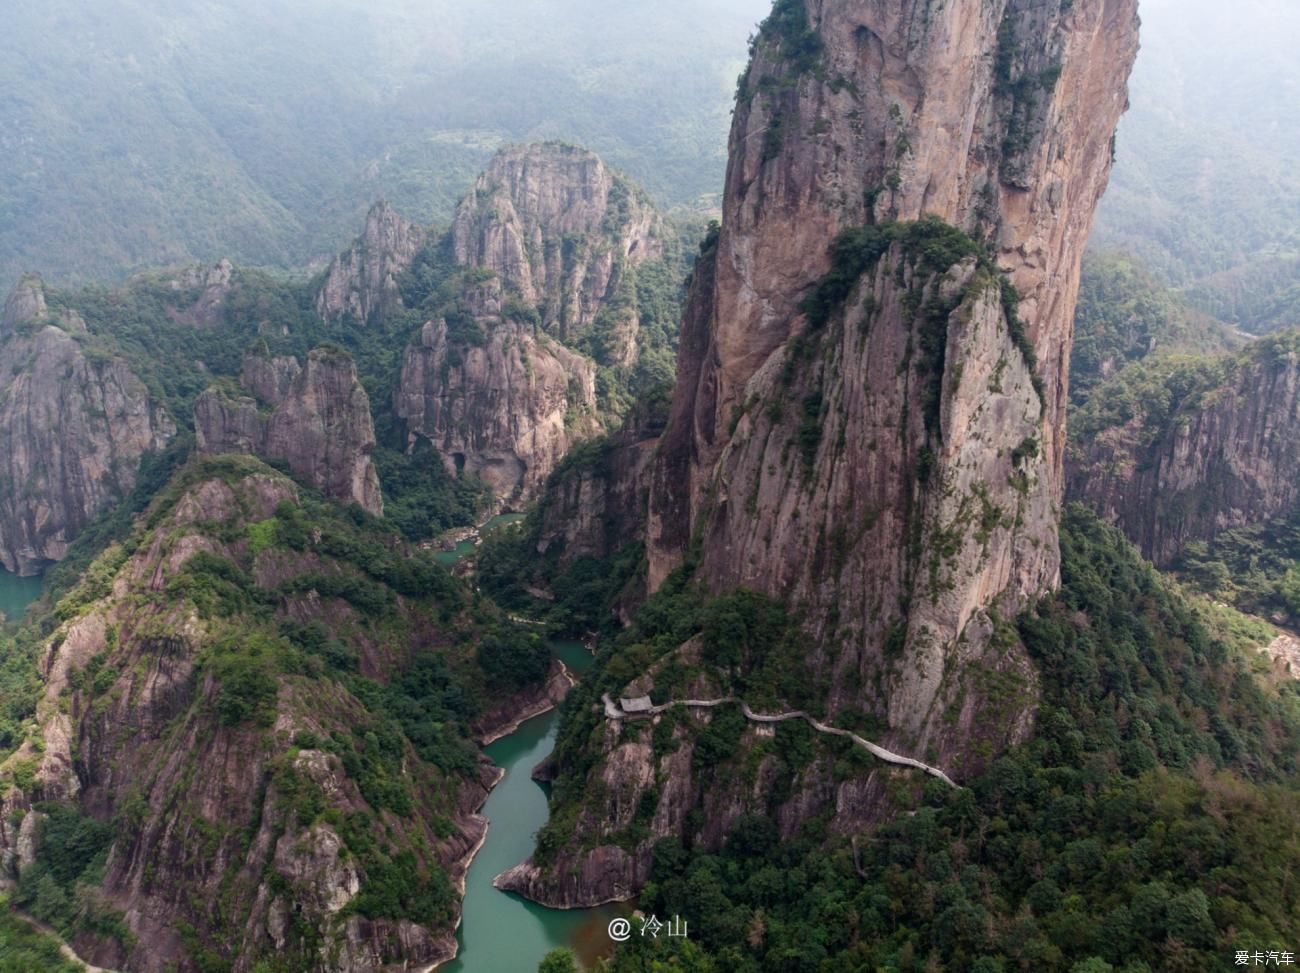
[0,568,41,622]
[441,638,620,972]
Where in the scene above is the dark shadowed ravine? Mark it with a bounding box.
[441,638,620,972]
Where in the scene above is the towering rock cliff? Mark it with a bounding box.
[195,347,384,515]
[0,276,174,574]
[504,0,1139,907]
[316,202,426,326]
[2,273,48,328]
[452,143,664,365]
[650,0,1137,754]
[1068,334,1300,566]
[393,278,601,501]
[0,458,498,972]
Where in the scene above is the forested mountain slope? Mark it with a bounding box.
[0,456,565,971]
[1091,0,1300,331]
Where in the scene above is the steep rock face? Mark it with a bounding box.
[516,0,1138,907]
[534,396,667,568]
[0,278,174,574]
[316,202,426,326]
[1068,340,1300,566]
[651,0,1139,589]
[161,259,235,328]
[451,143,663,364]
[0,464,494,972]
[393,279,601,501]
[195,349,383,514]
[649,0,1137,735]
[2,273,48,328]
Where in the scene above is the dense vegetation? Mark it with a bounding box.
[1091,0,1300,332]
[1068,351,1231,449]
[10,805,129,950]
[0,456,568,966]
[0,901,84,973]
[1069,330,1300,455]
[580,507,1300,972]
[1178,508,1300,629]
[1071,252,1236,404]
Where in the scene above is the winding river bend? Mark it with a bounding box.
[441,639,619,972]
[434,513,527,567]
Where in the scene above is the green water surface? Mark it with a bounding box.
[441,639,620,972]
[434,513,528,567]
[0,569,42,623]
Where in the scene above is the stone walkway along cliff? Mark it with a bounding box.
[601,694,960,788]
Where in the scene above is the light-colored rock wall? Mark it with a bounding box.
[648,0,1138,742]
[195,349,384,515]
[316,202,425,326]
[394,279,601,502]
[451,142,663,361]
[0,277,174,574]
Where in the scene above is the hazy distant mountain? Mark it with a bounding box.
[1093,0,1300,331]
[0,0,766,285]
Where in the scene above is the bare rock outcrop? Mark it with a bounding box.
[388,144,670,504]
[2,273,48,329]
[1068,336,1300,566]
[195,347,383,514]
[648,0,1137,755]
[393,278,601,501]
[534,392,667,568]
[161,259,235,327]
[0,277,174,574]
[451,143,663,364]
[316,201,426,326]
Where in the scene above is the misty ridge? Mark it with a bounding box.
[0,0,766,284]
[4,0,1297,323]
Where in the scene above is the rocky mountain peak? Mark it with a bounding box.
[0,326,174,574]
[2,273,48,330]
[316,200,426,326]
[652,1,1136,599]
[648,0,1138,750]
[394,276,602,501]
[240,348,302,406]
[506,0,1141,908]
[160,258,235,328]
[450,142,663,348]
[195,347,384,514]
